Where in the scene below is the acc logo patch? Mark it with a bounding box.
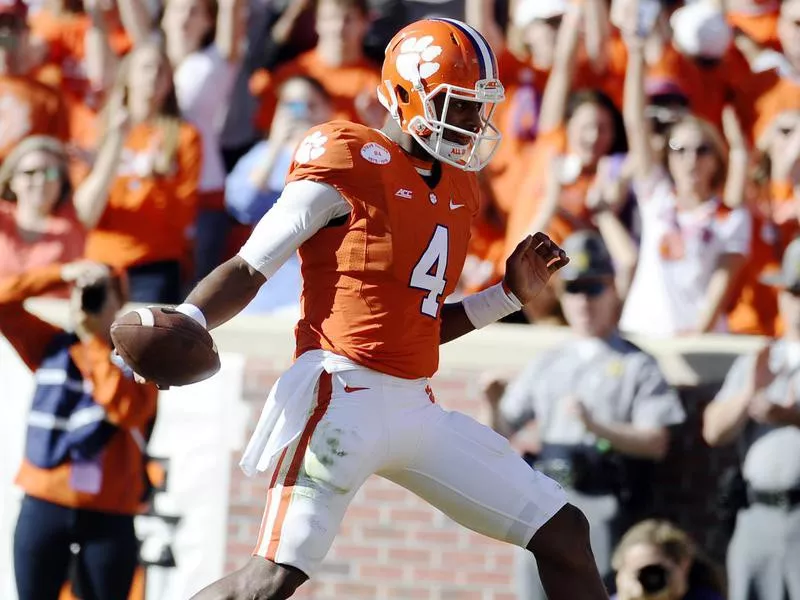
[360,142,391,165]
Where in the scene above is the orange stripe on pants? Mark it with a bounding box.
[265,373,333,561]
[254,446,289,553]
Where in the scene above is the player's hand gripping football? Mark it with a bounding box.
[503,232,569,305]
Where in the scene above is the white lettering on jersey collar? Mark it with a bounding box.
[429,192,438,205]
[360,142,391,165]
[395,188,413,199]
[295,131,328,164]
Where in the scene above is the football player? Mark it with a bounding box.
[169,18,608,600]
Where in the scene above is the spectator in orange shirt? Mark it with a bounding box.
[728,109,800,335]
[28,0,132,185]
[728,0,781,50]
[74,43,202,303]
[750,0,800,140]
[251,0,382,134]
[502,6,628,323]
[600,0,769,142]
[118,0,245,281]
[0,136,86,281]
[504,5,628,271]
[1,260,157,600]
[0,0,69,162]
[28,0,131,102]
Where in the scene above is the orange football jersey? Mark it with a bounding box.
[288,121,480,380]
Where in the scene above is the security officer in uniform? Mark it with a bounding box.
[704,237,800,600]
[483,231,686,600]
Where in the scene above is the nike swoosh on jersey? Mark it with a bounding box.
[449,200,465,209]
[343,385,370,393]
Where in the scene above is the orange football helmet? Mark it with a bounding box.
[377,18,505,171]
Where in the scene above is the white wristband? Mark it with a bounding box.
[462,283,523,330]
[175,303,207,330]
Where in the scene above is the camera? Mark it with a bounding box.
[638,564,669,595]
[80,283,108,314]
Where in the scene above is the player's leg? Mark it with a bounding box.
[381,405,608,600]
[192,372,386,600]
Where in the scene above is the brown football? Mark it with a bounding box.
[110,307,220,388]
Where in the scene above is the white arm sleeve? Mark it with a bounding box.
[237,179,352,278]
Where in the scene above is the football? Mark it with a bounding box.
[110,307,220,388]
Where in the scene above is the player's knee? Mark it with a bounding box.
[235,557,308,600]
[526,503,594,568]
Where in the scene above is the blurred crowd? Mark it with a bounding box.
[3,0,800,598]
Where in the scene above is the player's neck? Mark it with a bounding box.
[380,119,436,164]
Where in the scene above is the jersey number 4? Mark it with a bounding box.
[410,225,449,318]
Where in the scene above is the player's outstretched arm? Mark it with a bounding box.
[440,233,569,344]
[175,179,352,331]
[182,256,266,331]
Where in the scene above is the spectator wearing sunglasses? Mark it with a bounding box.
[704,236,800,600]
[618,26,751,338]
[0,136,86,285]
[482,231,685,600]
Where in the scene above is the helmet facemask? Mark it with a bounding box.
[380,78,505,171]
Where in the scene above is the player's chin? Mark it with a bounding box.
[444,133,472,146]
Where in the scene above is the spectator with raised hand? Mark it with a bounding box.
[704,237,800,600]
[224,74,332,315]
[611,520,726,600]
[0,0,69,162]
[502,4,628,321]
[617,24,751,338]
[466,0,611,222]
[28,0,130,116]
[75,43,202,303]
[0,136,85,283]
[598,0,770,144]
[119,0,245,281]
[250,0,381,134]
[0,260,157,600]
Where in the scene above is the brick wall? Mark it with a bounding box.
[225,360,736,599]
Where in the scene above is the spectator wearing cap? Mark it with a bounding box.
[250,0,382,136]
[704,235,800,600]
[0,136,87,283]
[617,22,752,338]
[0,0,69,162]
[482,230,685,600]
[0,260,157,600]
[119,0,245,282]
